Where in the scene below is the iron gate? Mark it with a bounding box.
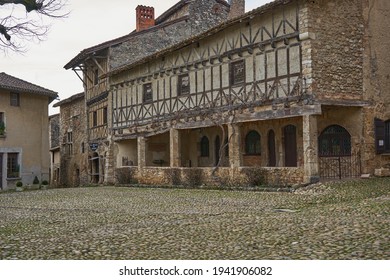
[319,154,361,179]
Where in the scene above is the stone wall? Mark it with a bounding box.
[58,96,88,187]
[116,165,304,187]
[308,0,364,99]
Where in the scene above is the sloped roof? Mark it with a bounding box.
[106,0,294,77]
[64,0,204,70]
[0,72,58,101]
[65,0,231,70]
[53,92,84,108]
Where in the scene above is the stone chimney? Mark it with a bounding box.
[228,0,245,20]
[136,5,155,32]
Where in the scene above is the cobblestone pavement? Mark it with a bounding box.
[0,179,389,260]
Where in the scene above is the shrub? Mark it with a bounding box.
[16,181,23,187]
[41,180,49,185]
[33,176,39,185]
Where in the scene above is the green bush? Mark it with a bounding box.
[41,180,49,185]
[16,181,23,187]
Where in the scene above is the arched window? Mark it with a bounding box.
[245,130,261,155]
[200,136,209,157]
[319,125,351,157]
[284,125,297,167]
[268,130,276,167]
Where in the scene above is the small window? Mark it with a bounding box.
[230,60,246,86]
[178,74,190,95]
[245,130,261,155]
[92,111,98,127]
[10,92,20,106]
[103,107,108,125]
[81,142,85,153]
[0,112,4,136]
[7,153,19,178]
[200,136,209,157]
[67,131,73,156]
[143,83,153,103]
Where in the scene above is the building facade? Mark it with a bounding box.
[53,93,89,187]
[65,0,390,186]
[64,0,233,185]
[0,72,57,190]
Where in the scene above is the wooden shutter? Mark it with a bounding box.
[375,118,385,154]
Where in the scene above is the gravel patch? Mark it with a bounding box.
[0,178,389,260]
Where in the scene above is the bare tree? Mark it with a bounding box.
[0,0,68,52]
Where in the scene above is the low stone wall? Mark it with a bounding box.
[115,166,304,187]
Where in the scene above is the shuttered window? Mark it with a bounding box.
[375,118,390,154]
[230,60,246,86]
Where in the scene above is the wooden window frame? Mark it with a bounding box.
[143,83,153,103]
[10,92,20,107]
[245,130,261,155]
[200,136,210,157]
[103,107,108,125]
[92,111,98,127]
[230,60,246,86]
[7,153,19,178]
[178,74,190,96]
[375,118,390,154]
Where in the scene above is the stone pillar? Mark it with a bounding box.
[228,124,242,168]
[137,136,146,169]
[303,115,319,183]
[170,128,181,167]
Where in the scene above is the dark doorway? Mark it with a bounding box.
[268,130,276,167]
[215,135,221,166]
[90,153,100,184]
[0,153,3,190]
[284,125,297,167]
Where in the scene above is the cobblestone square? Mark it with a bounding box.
[0,179,389,260]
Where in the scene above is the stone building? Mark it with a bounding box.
[0,72,57,190]
[64,0,232,184]
[49,114,60,186]
[66,0,390,186]
[53,93,89,187]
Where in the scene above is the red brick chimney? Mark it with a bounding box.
[228,0,245,20]
[136,5,155,32]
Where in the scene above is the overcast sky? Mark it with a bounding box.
[1,0,271,115]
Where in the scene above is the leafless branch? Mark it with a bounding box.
[0,0,68,52]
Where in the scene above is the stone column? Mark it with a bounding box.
[170,128,181,167]
[303,115,319,183]
[137,136,146,169]
[228,124,242,168]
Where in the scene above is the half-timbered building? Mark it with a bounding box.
[64,0,232,184]
[106,0,390,186]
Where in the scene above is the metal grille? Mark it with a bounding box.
[319,154,361,179]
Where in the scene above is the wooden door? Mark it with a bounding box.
[268,130,276,167]
[284,125,297,167]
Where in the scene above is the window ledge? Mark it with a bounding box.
[6,177,21,181]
